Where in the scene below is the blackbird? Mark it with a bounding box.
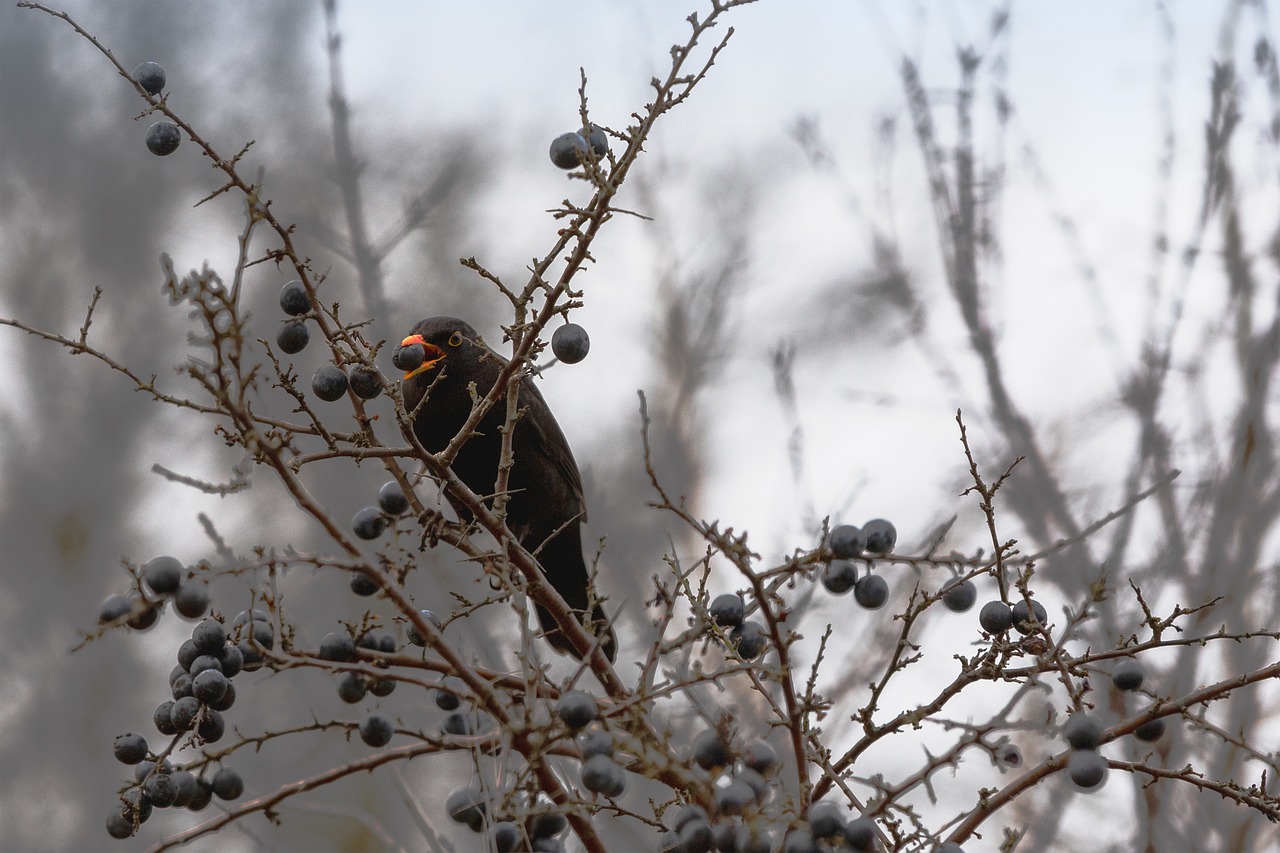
[400,317,617,662]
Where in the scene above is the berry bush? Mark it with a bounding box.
[2,2,1278,852]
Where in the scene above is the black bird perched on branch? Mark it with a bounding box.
[399,317,616,662]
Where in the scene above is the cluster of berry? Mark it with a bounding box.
[133,61,183,157]
[658,730,883,853]
[98,555,210,631]
[820,519,899,608]
[1063,658,1163,791]
[105,608,269,838]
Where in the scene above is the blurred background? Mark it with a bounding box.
[1,1,1276,851]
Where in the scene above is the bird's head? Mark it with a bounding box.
[399,317,481,381]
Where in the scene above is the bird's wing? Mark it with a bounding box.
[517,376,587,522]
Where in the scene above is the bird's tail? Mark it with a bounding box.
[533,528,617,663]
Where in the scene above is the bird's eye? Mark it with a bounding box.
[448,331,463,347]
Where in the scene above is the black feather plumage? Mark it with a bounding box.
[401,317,616,662]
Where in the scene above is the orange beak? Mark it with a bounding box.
[400,334,445,379]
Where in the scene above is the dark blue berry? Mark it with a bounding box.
[176,639,199,670]
[142,772,178,808]
[582,124,609,158]
[844,818,876,852]
[208,681,236,712]
[277,319,309,354]
[681,819,714,853]
[392,342,425,372]
[580,753,620,794]
[319,632,356,662]
[377,481,409,515]
[492,822,520,853]
[216,643,243,678]
[122,787,153,822]
[169,697,200,732]
[352,507,386,540]
[742,739,777,776]
[531,812,568,840]
[1012,598,1048,634]
[691,731,731,772]
[1135,717,1165,742]
[145,121,180,156]
[714,779,755,815]
[979,600,1013,633]
[821,560,858,594]
[739,827,776,853]
[192,669,229,704]
[153,701,177,735]
[143,556,183,594]
[709,593,744,627]
[601,764,627,797]
[350,573,378,596]
[730,621,768,660]
[1064,714,1102,750]
[358,629,395,653]
[1067,750,1108,790]
[556,690,596,730]
[446,786,487,830]
[360,712,394,747]
[1112,659,1145,692]
[169,771,198,808]
[311,364,349,401]
[941,578,977,613]
[187,777,214,811]
[551,323,589,364]
[113,733,148,765]
[98,593,131,623]
[337,672,366,704]
[549,132,587,169]
[170,673,193,700]
[807,802,845,839]
[106,809,134,839]
[132,61,165,95]
[135,759,173,783]
[173,582,209,619]
[238,640,265,671]
[854,574,888,609]
[188,655,222,676]
[191,619,227,654]
[348,366,381,400]
[861,518,897,554]
[197,709,225,742]
[442,711,479,737]
[211,767,244,800]
[278,280,310,316]
[246,621,274,649]
[828,524,864,558]
[126,600,160,631]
